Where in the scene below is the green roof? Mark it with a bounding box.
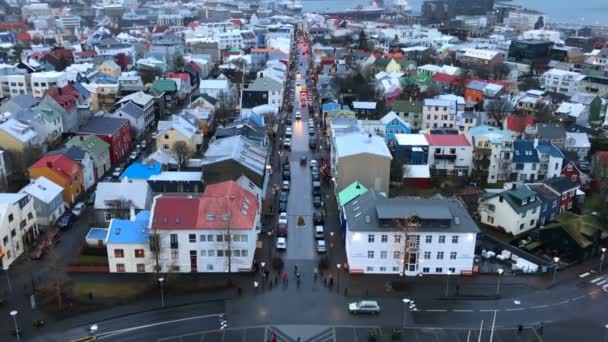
[542,212,607,249]
[392,99,422,113]
[65,135,110,158]
[338,181,368,207]
[152,79,177,92]
[508,188,536,201]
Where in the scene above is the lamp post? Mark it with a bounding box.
[158,277,165,308]
[336,264,341,293]
[402,298,410,329]
[3,265,12,294]
[10,310,19,341]
[601,248,607,273]
[604,324,608,342]
[330,232,334,260]
[552,257,560,285]
[496,268,504,295]
[444,270,452,297]
[267,231,273,257]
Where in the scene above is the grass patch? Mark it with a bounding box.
[71,255,109,266]
[479,225,514,244]
[389,184,439,197]
[72,281,148,299]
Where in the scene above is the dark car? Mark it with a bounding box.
[283,163,290,171]
[277,227,288,238]
[312,173,320,182]
[313,187,321,196]
[279,191,288,204]
[313,195,322,208]
[57,212,75,230]
[286,118,292,125]
[282,170,291,181]
[279,201,287,212]
[309,141,316,150]
[85,192,96,205]
[313,212,324,225]
[300,156,307,166]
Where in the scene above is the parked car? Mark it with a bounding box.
[300,156,307,166]
[101,176,113,183]
[279,191,288,204]
[278,212,288,226]
[276,237,287,250]
[282,170,291,181]
[313,211,324,225]
[310,160,318,168]
[57,212,75,230]
[284,138,291,150]
[286,118,292,125]
[313,195,322,208]
[282,180,290,191]
[314,225,324,239]
[30,241,49,260]
[277,227,288,238]
[112,167,123,178]
[316,240,327,253]
[285,127,292,137]
[129,151,138,161]
[279,201,287,212]
[309,141,316,150]
[85,193,96,206]
[282,162,290,171]
[348,301,380,314]
[72,202,86,216]
[312,173,320,182]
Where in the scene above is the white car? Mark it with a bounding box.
[276,237,287,250]
[310,159,318,168]
[285,127,292,137]
[278,212,288,226]
[295,112,302,120]
[282,180,290,191]
[112,167,123,178]
[314,225,324,239]
[316,240,327,253]
[348,300,380,314]
[72,202,86,216]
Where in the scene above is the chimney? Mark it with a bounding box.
[130,206,136,221]
[79,136,84,141]
[58,87,62,95]
[511,183,517,190]
[46,161,52,168]
[368,133,372,142]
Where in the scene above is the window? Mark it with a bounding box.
[437,251,444,260]
[520,223,524,230]
[367,251,374,259]
[449,267,456,273]
[425,235,432,243]
[452,235,459,244]
[10,229,15,237]
[394,235,401,243]
[488,204,495,212]
[379,266,387,272]
[424,251,431,259]
[423,267,430,273]
[234,250,241,257]
[366,266,374,272]
[241,235,248,242]
[450,252,457,260]
[394,251,401,259]
[368,234,375,243]
[567,202,573,209]
[217,235,223,242]
[200,250,207,257]
[207,264,214,271]
[8,214,13,222]
[242,250,248,257]
[381,235,388,243]
[207,234,214,242]
[2,236,7,245]
[27,212,33,220]
[163,144,169,150]
[171,249,179,260]
[189,234,196,242]
[199,235,206,242]
[208,250,215,257]
[393,267,400,272]
[117,263,125,273]
[114,249,124,258]
[380,251,387,259]
[224,235,230,242]
[164,134,169,139]
[134,249,144,258]
[439,235,445,244]
[137,264,145,272]
[436,267,443,273]
[217,250,224,257]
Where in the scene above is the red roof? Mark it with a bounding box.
[30,154,82,180]
[424,134,471,147]
[0,22,27,31]
[151,180,258,230]
[432,73,460,86]
[505,115,534,133]
[16,31,31,41]
[44,84,79,111]
[165,72,190,83]
[185,61,202,73]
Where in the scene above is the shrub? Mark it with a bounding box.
[272,256,284,271]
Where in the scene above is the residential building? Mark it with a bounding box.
[0,193,38,268]
[467,125,514,184]
[540,69,586,97]
[425,134,472,176]
[391,99,423,129]
[28,154,84,204]
[94,181,153,224]
[344,191,478,275]
[47,146,96,191]
[526,184,560,227]
[564,132,591,162]
[332,131,392,195]
[199,79,230,100]
[395,134,429,165]
[119,163,162,182]
[543,176,579,213]
[154,114,202,155]
[116,91,156,132]
[422,99,456,130]
[246,76,283,107]
[20,176,64,228]
[380,112,412,144]
[97,60,122,78]
[75,117,132,164]
[508,39,553,64]
[147,172,203,194]
[0,74,29,98]
[149,180,260,273]
[30,71,67,98]
[106,211,152,273]
[528,123,567,148]
[65,135,111,181]
[457,48,504,66]
[152,79,178,109]
[479,186,541,236]
[0,118,41,175]
[87,81,119,112]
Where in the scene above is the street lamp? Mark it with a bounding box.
[496,268,504,295]
[336,264,341,293]
[402,298,410,329]
[601,248,607,273]
[10,310,19,341]
[552,257,560,285]
[3,265,12,294]
[445,270,452,297]
[158,277,165,308]
[604,324,608,342]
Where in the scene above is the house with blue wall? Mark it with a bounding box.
[395,133,429,164]
[381,111,412,144]
[527,184,560,227]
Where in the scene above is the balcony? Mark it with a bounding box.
[434,153,457,161]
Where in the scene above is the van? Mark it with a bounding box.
[314,225,324,239]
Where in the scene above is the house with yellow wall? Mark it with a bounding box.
[153,114,202,155]
[0,118,41,176]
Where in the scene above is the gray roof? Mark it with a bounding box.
[77,117,129,135]
[344,191,479,234]
[47,145,87,161]
[0,94,37,113]
[119,101,144,119]
[536,123,566,139]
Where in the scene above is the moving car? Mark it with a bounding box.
[276,237,287,250]
[348,301,380,314]
[314,225,324,239]
[278,212,288,227]
[316,240,327,253]
[72,202,86,216]
[313,211,324,225]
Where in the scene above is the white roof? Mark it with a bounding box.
[395,133,429,146]
[334,131,392,159]
[200,79,229,90]
[156,114,198,139]
[556,102,586,118]
[0,118,38,143]
[148,171,202,182]
[94,182,151,209]
[403,164,430,179]
[352,101,377,110]
[20,176,63,204]
[462,49,500,60]
[565,132,591,148]
[424,98,453,107]
[144,149,178,166]
[202,135,267,176]
[117,91,154,106]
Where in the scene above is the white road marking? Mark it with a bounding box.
[590,277,603,284]
[453,309,474,313]
[573,295,586,301]
[480,309,498,312]
[579,272,590,278]
[596,279,608,286]
[530,305,548,309]
[505,308,524,312]
[556,299,570,305]
[425,309,448,312]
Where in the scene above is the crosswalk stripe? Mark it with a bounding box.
[590,277,603,284]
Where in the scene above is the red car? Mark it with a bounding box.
[30,241,49,260]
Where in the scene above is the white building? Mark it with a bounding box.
[422,99,456,130]
[478,187,541,236]
[214,30,244,50]
[149,180,260,273]
[425,134,473,176]
[467,126,514,184]
[0,74,29,98]
[540,69,586,97]
[344,191,478,276]
[30,71,67,98]
[522,30,562,44]
[106,211,153,273]
[0,193,38,268]
[20,176,64,227]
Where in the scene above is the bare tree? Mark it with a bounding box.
[591,153,608,203]
[486,97,514,127]
[534,100,556,123]
[171,140,191,170]
[173,54,185,71]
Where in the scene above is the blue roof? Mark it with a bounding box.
[86,228,108,240]
[106,211,151,244]
[322,102,341,112]
[513,140,539,163]
[468,125,512,144]
[536,141,564,158]
[120,162,162,180]
[73,82,90,96]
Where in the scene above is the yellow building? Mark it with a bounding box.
[89,85,118,112]
[0,119,41,175]
[154,114,202,154]
[97,60,122,78]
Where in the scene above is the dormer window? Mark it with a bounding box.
[529,196,535,202]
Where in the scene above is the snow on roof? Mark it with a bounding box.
[19,176,63,204]
[352,101,377,110]
[117,91,154,106]
[403,164,431,179]
[94,182,151,209]
[462,49,500,60]
[202,135,267,176]
[335,131,392,159]
[148,171,202,182]
[0,118,37,143]
[565,132,591,148]
[395,133,429,146]
[199,79,228,90]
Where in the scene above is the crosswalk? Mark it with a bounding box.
[588,275,608,292]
